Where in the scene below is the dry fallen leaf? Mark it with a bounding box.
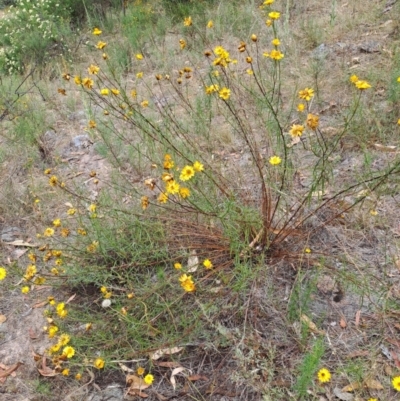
[342,382,360,392]
[340,317,347,328]
[0,315,6,323]
[188,374,208,381]
[126,374,150,391]
[3,240,38,247]
[154,361,181,368]
[374,143,397,152]
[29,328,39,339]
[300,314,325,335]
[150,347,183,360]
[38,356,57,377]
[187,250,199,273]
[170,367,191,390]
[0,362,23,383]
[334,387,354,401]
[118,363,135,373]
[363,378,384,390]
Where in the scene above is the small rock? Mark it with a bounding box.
[359,41,380,53]
[68,110,86,121]
[312,43,329,59]
[1,227,23,242]
[71,135,93,149]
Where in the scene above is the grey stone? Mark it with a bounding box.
[312,43,329,59]
[0,322,8,333]
[1,226,22,242]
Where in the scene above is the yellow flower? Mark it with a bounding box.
[350,74,358,83]
[180,165,195,181]
[94,358,105,369]
[370,209,378,216]
[271,38,280,46]
[246,69,254,75]
[58,334,70,346]
[304,248,311,254]
[397,77,400,83]
[203,259,213,269]
[307,114,319,130]
[166,180,180,194]
[0,267,7,281]
[136,72,143,79]
[179,39,186,50]
[44,227,55,237]
[158,193,168,203]
[136,53,143,60]
[264,0,274,4]
[127,293,134,299]
[141,100,149,108]
[219,87,231,100]
[77,228,87,236]
[86,323,92,331]
[50,343,61,353]
[207,20,213,28]
[179,274,196,292]
[56,302,65,313]
[100,88,109,96]
[137,367,145,376]
[393,376,400,391]
[52,218,61,227]
[61,228,70,237]
[141,196,149,210]
[62,346,75,359]
[265,19,272,26]
[34,276,46,285]
[44,168,52,175]
[48,326,59,338]
[51,268,59,275]
[74,76,81,85]
[164,158,174,170]
[59,309,68,319]
[289,124,304,137]
[88,204,97,213]
[67,208,76,215]
[179,187,190,198]
[92,27,102,35]
[246,56,253,64]
[205,84,219,94]
[111,89,120,95]
[87,241,99,253]
[88,64,100,74]
[269,49,284,60]
[162,173,174,182]
[269,156,282,165]
[102,53,108,60]
[62,369,69,376]
[184,16,192,26]
[174,263,182,270]
[24,264,37,280]
[193,161,204,172]
[21,286,30,294]
[297,103,305,112]
[367,399,377,401]
[82,78,94,89]
[96,41,107,50]
[104,291,112,299]
[268,11,280,19]
[317,368,331,383]
[75,373,82,380]
[354,80,371,90]
[298,88,314,101]
[144,374,154,385]
[251,34,257,42]
[49,175,58,187]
